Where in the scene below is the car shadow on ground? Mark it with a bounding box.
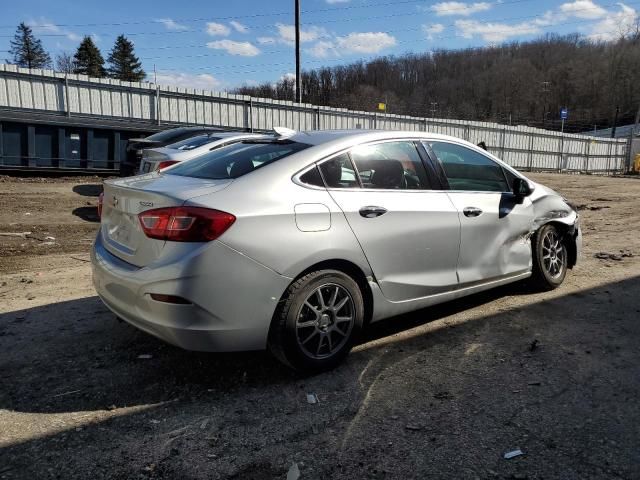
[72,184,103,197]
[1,277,639,479]
[71,206,100,223]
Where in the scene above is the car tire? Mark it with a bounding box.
[530,224,568,291]
[268,270,364,372]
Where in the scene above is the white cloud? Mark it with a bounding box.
[276,23,328,45]
[305,40,338,58]
[306,32,397,58]
[230,20,249,33]
[156,18,189,31]
[588,3,638,40]
[27,17,80,42]
[207,39,260,56]
[423,23,445,40]
[336,32,397,53]
[154,72,221,91]
[257,36,277,44]
[559,0,607,19]
[206,22,231,36]
[455,19,541,42]
[431,2,492,16]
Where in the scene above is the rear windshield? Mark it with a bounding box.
[145,128,193,142]
[166,134,221,151]
[165,141,310,179]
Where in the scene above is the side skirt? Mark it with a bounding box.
[369,271,531,322]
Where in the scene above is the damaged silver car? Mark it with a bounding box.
[92,129,581,371]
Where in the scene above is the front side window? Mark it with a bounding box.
[427,141,509,192]
[166,140,310,180]
[349,141,431,190]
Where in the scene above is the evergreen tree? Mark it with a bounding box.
[8,22,52,69]
[107,35,145,82]
[73,36,106,77]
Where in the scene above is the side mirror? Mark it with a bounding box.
[513,177,533,198]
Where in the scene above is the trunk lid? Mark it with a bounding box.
[100,173,232,267]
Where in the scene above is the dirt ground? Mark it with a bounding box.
[0,172,639,479]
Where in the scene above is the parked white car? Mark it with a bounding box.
[138,131,268,173]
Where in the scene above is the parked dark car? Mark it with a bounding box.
[122,127,224,176]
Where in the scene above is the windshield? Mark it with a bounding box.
[166,134,221,151]
[166,141,310,179]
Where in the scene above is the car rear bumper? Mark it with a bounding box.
[91,233,292,352]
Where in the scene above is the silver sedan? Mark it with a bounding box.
[138,131,268,173]
[92,129,581,371]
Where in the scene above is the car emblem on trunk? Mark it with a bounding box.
[113,195,118,206]
[140,201,153,207]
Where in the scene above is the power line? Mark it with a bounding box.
[147,22,637,72]
[0,0,534,30]
[0,0,628,38]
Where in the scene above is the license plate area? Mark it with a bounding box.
[106,209,137,250]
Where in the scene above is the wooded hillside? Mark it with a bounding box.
[236,34,640,133]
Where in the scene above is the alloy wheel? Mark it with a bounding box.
[542,230,566,279]
[295,283,355,360]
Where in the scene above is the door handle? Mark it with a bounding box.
[463,206,483,217]
[359,206,388,218]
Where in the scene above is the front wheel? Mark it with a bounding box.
[530,224,568,291]
[268,270,364,372]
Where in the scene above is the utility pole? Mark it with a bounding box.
[611,105,619,138]
[294,0,302,103]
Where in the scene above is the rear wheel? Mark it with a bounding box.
[531,224,568,290]
[268,270,364,372]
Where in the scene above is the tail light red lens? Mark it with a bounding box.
[157,160,180,170]
[98,192,104,219]
[138,207,235,242]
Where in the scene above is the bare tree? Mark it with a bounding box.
[55,52,75,74]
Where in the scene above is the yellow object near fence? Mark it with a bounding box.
[635,154,640,172]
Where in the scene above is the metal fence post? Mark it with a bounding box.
[500,127,506,159]
[64,76,71,117]
[316,107,321,130]
[247,98,254,132]
[527,134,534,171]
[464,124,470,141]
[584,139,590,174]
[606,141,613,175]
[557,135,564,172]
[155,86,161,126]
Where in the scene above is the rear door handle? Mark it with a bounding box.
[463,207,483,217]
[359,206,388,218]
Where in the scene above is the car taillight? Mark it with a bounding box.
[138,207,235,242]
[98,192,104,219]
[157,160,179,170]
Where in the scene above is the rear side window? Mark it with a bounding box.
[427,142,509,192]
[318,154,359,188]
[166,141,310,180]
[167,135,220,151]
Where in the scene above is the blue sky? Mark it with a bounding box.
[1,0,638,91]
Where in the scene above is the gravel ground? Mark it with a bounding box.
[0,173,639,479]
